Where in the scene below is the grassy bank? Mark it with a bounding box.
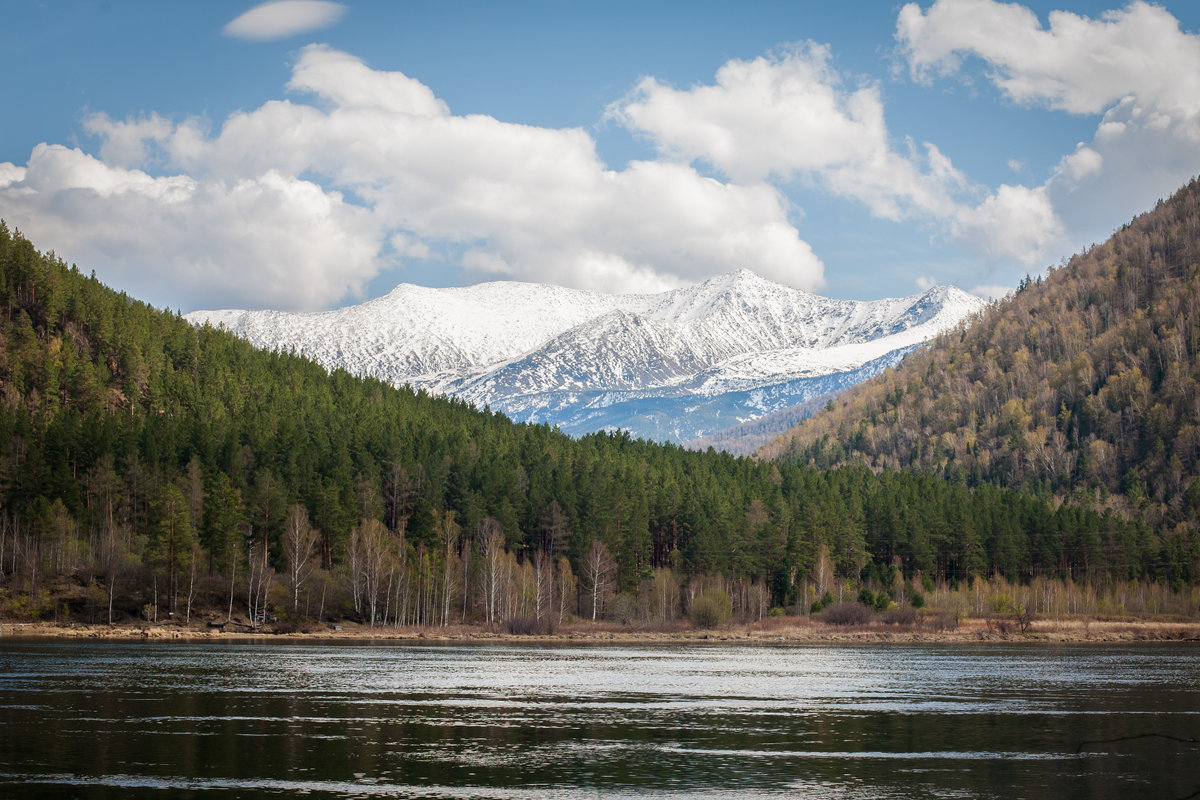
[5,614,1199,644]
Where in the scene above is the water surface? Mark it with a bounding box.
[0,640,1196,798]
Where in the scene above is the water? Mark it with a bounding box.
[0,640,1197,799]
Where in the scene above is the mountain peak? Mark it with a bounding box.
[187,269,983,444]
[702,268,783,292]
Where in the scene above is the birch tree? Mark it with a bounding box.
[534,549,553,623]
[437,510,460,626]
[582,540,616,621]
[351,518,394,627]
[478,517,506,627]
[282,503,319,614]
[556,556,576,625]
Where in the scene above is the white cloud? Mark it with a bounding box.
[1,144,380,311]
[898,0,1200,259]
[287,45,447,116]
[1,46,824,310]
[915,275,938,290]
[0,162,25,188]
[612,43,881,183]
[1055,143,1102,184]
[953,183,1063,264]
[969,283,1014,301]
[898,0,1200,117]
[610,43,967,221]
[82,113,176,168]
[609,40,1072,272]
[223,1,345,41]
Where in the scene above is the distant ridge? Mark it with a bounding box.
[188,269,984,444]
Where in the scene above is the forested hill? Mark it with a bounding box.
[763,177,1200,533]
[0,221,1192,627]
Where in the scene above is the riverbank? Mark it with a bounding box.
[3,615,1199,644]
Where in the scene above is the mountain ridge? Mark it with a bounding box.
[187,269,985,443]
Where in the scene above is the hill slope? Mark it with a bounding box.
[187,270,983,443]
[764,178,1200,530]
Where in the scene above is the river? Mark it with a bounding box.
[0,640,1196,798]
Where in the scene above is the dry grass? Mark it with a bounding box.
[4,614,1199,644]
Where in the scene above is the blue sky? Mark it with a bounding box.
[2,0,1198,312]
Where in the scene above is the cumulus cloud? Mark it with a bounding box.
[3,144,380,311]
[609,39,1064,271]
[0,162,25,188]
[224,1,346,41]
[611,43,967,221]
[953,183,1063,264]
[897,0,1200,256]
[0,45,824,310]
[612,44,883,183]
[898,0,1200,116]
[81,113,177,168]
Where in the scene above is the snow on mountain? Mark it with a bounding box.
[186,270,985,444]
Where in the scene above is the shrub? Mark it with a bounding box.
[921,612,959,632]
[1,589,55,621]
[690,589,732,629]
[990,593,1019,614]
[874,593,893,611]
[810,590,835,615]
[270,616,318,634]
[820,602,873,626]
[882,605,917,626]
[910,592,925,609]
[857,587,876,607]
[768,606,787,618]
[504,616,554,635]
[610,592,638,626]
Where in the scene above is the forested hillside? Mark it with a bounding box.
[0,222,1193,628]
[765,178,1200,536]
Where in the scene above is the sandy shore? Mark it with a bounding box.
[3,616,1199,644]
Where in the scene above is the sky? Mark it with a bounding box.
[1,0,1198,313]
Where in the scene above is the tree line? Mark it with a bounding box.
[0,221,1195,627]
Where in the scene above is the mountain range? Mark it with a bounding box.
[187,269,984,443]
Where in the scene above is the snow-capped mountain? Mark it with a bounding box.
[186,269,985,444]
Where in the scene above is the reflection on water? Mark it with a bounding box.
[0,640,1197,798]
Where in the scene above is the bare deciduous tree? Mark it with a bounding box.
[350,518,394,627]
[582,540,616,621]
[437,510,460,626]
[478,517,506,627]
[534,549,553,623]
[282,503,320,613]
[556,555,576,625]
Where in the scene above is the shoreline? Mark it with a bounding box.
[4,617,1199,645]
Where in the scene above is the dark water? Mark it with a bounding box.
[0,640,1197,799]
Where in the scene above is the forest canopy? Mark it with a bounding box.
[0,219,1194,627]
